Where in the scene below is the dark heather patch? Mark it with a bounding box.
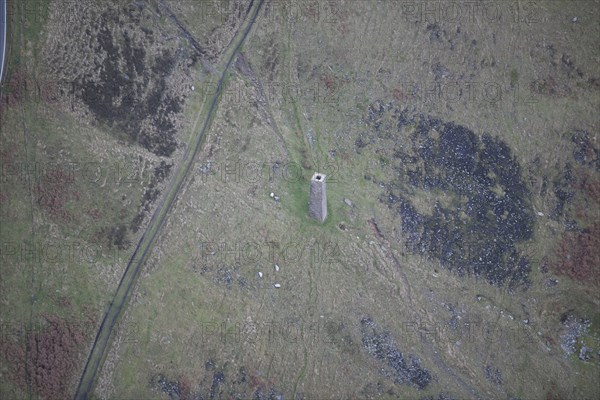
[151,374,182,399]
[360,317,432,390]
[209,371,225,399]
[484,365,503,385]
[359,103,535,289]
[420,394,457,400]
[551,163,575,218]
[105,223,130,250]
[151,362,284,400]
[130,161,174,233]
[77,8,183,157]
[571,130,600,172]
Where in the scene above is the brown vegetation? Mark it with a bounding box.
[552,221,600,288]
[0,314,88,400]
[177,375,192,400]
[0,67,28,109]
[320,73,338,92]
[579,172,600,204]
[545,382,563,400]
[33,168,75,221]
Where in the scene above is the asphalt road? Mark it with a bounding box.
[0,0,7,85]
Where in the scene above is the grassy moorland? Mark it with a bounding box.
[1,1,598,399]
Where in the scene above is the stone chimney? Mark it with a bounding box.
[309,172,327,222]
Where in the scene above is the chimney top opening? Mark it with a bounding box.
[316,175,322,180]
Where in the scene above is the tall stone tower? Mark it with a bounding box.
[309,172,327,222]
